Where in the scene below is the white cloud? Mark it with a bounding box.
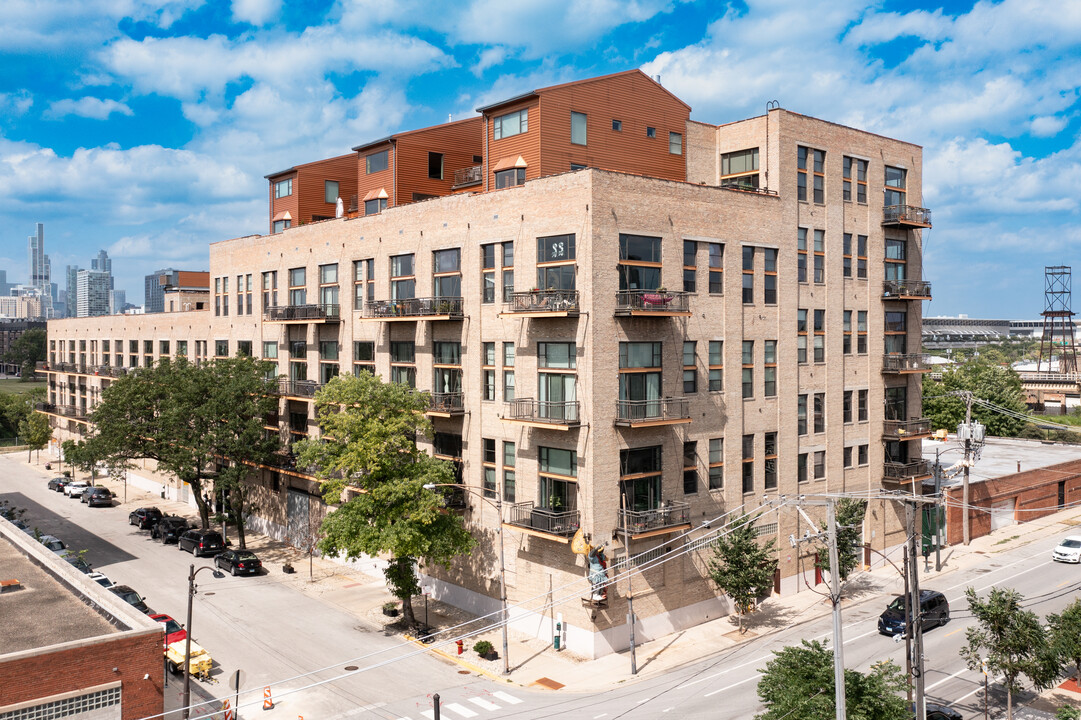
[475,46,507,75]
[0,91,33,117]
[1030,115,1069,137]
[0,0,207,50]
[231,0,281,26]
[46,96,133,120]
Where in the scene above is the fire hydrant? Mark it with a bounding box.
[456,640,464,655]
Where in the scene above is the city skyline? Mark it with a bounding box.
[1,0,1079,315]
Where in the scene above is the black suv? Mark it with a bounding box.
[128,507,163,530]
[152,516,189,544]
[84,487,113,507]
[879,590,950,637]
[178,529,225,557]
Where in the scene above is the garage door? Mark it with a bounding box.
[990,499,1016,532]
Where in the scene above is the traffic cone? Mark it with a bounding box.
[263,687,273,710]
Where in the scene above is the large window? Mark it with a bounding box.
[433,248,461,299]
[366,150,388,174]
[669,131,682,155]
[742,246,754,303]
[571,111,587,145]
[540,447,577,512]
[742,434,754,494]
[618,234,661,291]
[482,342,495,401]
[708,438,723,490]
[274,178,292,198]
[814,309,826,363]
[843,157,868,203]
[813,230,825,284]
[428,152,443,180]
[683,341,697,393]
[390,254,415,301]
[764,249,777,304]
[390,341,415,388]
[364,197,387,215]
[353,259,374,310]
[886,238,907,281]
[494,108,528,140]
[503,342,515,401]
[434,341,462,403]
[619,446,662,512]
[721,148,759,188]
[764,340,777,397]
[885,310,908,354]
[683,240,696,293]
[324,180,339,204]
[741,340,754,399]
[482,438,497,499]
[683,441,698,495]
[288,267,306,306]
[537,234,575,291]
[797,228,808,283]
[353,341,374,376]
[764,432,777,490]
[885,166,907,207]
[538,342,576,420]
[495,167,525,189]
[619,342,662,417]
[709,340,723,391]
[709,243,723,293]
[319,263,338,311]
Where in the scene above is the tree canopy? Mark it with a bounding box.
[5,329,46,380]
[1048,598,1081,684]
[816,498,866,583]
[708,512,777,632]
[19,411,51,462]
[922,358,1027,437]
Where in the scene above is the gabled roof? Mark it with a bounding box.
[476,69,691,114]
[351,116,481,153]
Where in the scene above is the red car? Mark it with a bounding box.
[151,613,187,648]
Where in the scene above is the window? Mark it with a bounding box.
[797,309,808,364]
[245,273,253,315]
[353,259,374,310]
[764,432,777,490]
[814,309,825,363]
[493,108,528,140]
[885,165,907,208]
[797,146,808,202]
[539,342,576,369]
[742,434,754,494]
[428,152,443,180]
[797,228,808,283]
[646,126,656,138]
[742,340,754,399]
[364,197,387,215]
[843,390,853,423]
[814,392,825,433]
[177,340,187,357]
[482,244,497,303]
[886,385,907,421]
[390,254,415,300]
[798,394,808,435]
[160,340,170,355]
[288,267,306,306]
[683,341,697,393]
[709,243,723,293]
[289,340,307,381]
[618,234,661,291]
[536,234,574,293]
[814,450,826,480]
[619,446,662,513]
[669,131,682,155]
[683,240,696,293]
[482,342,495,401]
[495,167,526,189]
[262,271,278,310]
[798,453,808,483]
[273,219,290,233]
[742,246,754,303]
[482,438,497,499]
[390,341,415,388]
[859,444,869,466]
[813,230,825,284]
[366,150,388,174]
[886,239,907,282]
[501,241,514,301]
[885,310,908,354]
[857,311,868,353]
[619,342,661,419]
[324,180,339,204]
[612,119,622,131]
[812,149,825,203]
[709,438,723,490]
[215,340,228,357]
[709,340,723,391]
[720,148,759,189]
[844,446,853,469]
[683,441,698,495]
[236,274,243,315]
[857,235,868,279]
[503,441,516,503]
[353,341,374,376]
[858,389,869,422]
[843,310,853,354]
[503,342,516,401]
[763,249,777,304]
[843,157,868,203]
[319,264,339,313]
[237,341,251,357]
[764,340,776,397]
[274,178,292,198]
[319,341,340,383]
[843,234,853,278]
[571,111,587,145]
[433,248,461,299]
[540,447,577,512]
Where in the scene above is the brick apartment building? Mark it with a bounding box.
[40,70,933,657]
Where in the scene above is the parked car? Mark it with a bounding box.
[151,613,187,647]
[214,549,262,576]
[922,704,963,720]
[63,481,89,498]
[878,590,950,637]
[128,507,163,529]
[39,534,67,552]
[59,551,92,573]
[109,585,151,614]
[1052,535,1081,563]
[152,516,189,544]
[47,477,68,491]
[178,529,225,557]
[86,572,113,588]
[84,487,113,507]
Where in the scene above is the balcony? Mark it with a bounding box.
[883,417,933,441]
[883,459,932,485]
[882,279,932,301]
[451,165,482,190]
[427,392,465,417]
[105,366,129,378]
[34,401,57,414]
[882,205,932,228]
[277,379,321,399]
[615,397,691,427]
[362,297,463,321]
[617,500,691,539]
[504,501,580,541]
[882,354,932,374]
[500,290,580,318]
[614,290,692,317]
[501,398,580,430]
[264,304,341,324]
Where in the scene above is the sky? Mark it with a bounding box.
[1,0,1079,316]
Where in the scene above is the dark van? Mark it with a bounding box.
[878,590,949,637]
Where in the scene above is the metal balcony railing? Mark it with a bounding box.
[882,279,932,299]
[504,290,580,314]
[106,366,129,377]
[615,397,690,425]
[617,500,691,535]
[277,379,321,398]
[883,460,932,483]
[883,205,932,227]
[503,398,580,425]
[34,402,57,414]
[363,297,463,319]
[452,165,482,188]
[882,354,932,373]
[614,290,691,315]
[883,418,932,440]
[505,501,580,538]
[264,304,341,323]
[429,392,465,414]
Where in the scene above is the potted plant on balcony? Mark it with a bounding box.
[473,640,497,661]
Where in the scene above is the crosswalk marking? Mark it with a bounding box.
[492,691,522,705]
[420,711,434,720]
[467,698,501,711]
[444,703,478,718]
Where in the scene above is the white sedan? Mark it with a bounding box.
[63,481,89,498]
[1052,536,1081,563]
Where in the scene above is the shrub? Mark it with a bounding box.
[473,640,494,656]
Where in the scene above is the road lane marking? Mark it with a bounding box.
[492,691,522,705]
[677,654,772,688]
[926,666,969,691]
[944,628,964,637]
[593,714,608,718]
[467,698,500,711]
[443,703,478,718]
[1058,579,1073,587]
[704,673,760,697]
[841,628,878,645]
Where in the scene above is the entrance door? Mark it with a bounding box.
[990,499,1016,532]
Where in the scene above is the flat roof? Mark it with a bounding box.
[923,435,1081,488]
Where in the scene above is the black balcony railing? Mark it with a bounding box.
[264,304,341,322]
[615,397,690,425]
[277,379,321,398]
[504,290,580,315]
[505,501,580,538]
[883,205,932,227]
[882,279,932,299]
[363,297,463,319]
[106,366,129,378]
[452,165,482,188]
[617,500,690,535]
[503,398,580,425]
[882,354,932,373]
[34,402,57,414]
[614,290,691,315]
[883,460,932,483]
[429,392,465,414]
[883,418,932,440]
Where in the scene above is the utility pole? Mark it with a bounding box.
[621,494,638,675]
[907,502,927,720]
[933,449,943,571]
[962,392,973,546]
[903,543,913,704]
[826,500,846,720]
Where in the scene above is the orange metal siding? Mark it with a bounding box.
[269,172,299,233]
[356,141,395,215]
[175,271,210,288]
[395,117,483,203]
[296,153,358,224]
[486,97,542,190]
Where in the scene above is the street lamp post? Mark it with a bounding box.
[423,483,509,676]
[182,563,223,720]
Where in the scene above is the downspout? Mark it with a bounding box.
[392,139,398,208]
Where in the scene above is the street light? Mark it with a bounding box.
[182,563,224,720]
[423,482,509,676]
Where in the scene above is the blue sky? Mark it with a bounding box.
[1,0,1079,316]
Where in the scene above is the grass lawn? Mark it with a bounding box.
[0,379,46,395]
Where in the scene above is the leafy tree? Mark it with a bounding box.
[62,439,104,484]
[1048,599,1081,684]
[923,357,1027,437]
[756,639,909,720]
[815,498,867,583]
[0,388,44,438]
[708,512,777,632]
[295,373,475,627]
[5,329,45,380]
[960,587,1059,720]
[19,411,51,462]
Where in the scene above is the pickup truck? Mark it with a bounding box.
[165,640,212,678]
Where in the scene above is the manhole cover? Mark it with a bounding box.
[344,666,358,671]
[458,670,470,675]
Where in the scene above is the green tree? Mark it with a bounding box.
[923,357,1027,437]
[5,329,46,381]
[1048,598,1081,684]
[294,373,475,627]
[19,411,51,462]
[708,512,777,632]
[815,498,867,582]
[62,439,103,484]
[960,587,1059,720]
[756,639,909,720]
[0,388,44,438]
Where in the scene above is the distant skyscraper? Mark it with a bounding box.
[0,270,13,297]
[26,223,54,318]
[144,268,177,314]
[76,270,110,317]
[91,250,114,290]
[110,289,126,314]
[66,265,81,318]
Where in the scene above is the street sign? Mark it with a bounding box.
[230,670,245,692]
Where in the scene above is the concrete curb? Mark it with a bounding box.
[402,633,511,685]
